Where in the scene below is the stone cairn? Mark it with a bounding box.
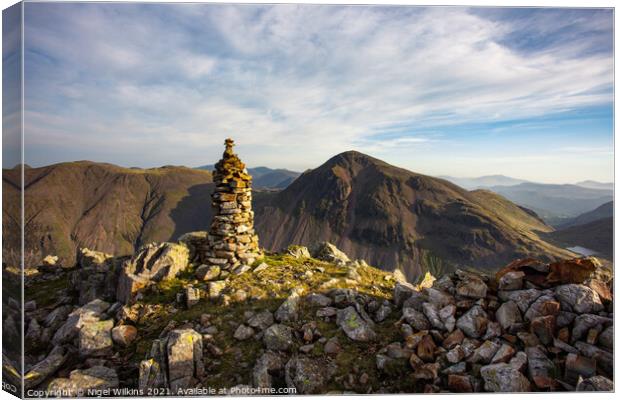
[204,138,261,273]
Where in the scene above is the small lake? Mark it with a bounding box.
[566,246,598,256]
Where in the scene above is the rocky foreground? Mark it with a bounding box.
[4,239,614,395]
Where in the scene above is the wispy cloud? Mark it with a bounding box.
[21,4,613,181]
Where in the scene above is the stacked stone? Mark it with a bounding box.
[205,138,261,273]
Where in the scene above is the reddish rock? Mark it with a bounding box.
[564,353,596,384]
[586,328,599,345]
[530,315,556,346]
[585,279,612,303]
[448,374,473,392]
[417,334,436,362]
[491,344,516,364]
[546,258,597,285]
[557,327,570,343]
[443,329,465,349]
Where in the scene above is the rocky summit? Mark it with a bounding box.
[14,237,613,396]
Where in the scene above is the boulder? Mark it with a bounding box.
[139,339,168,390]
[574,341,612,373]
[287,245,311,259]
[263,324,294,351]
[571,314,612,343]
[166,329,204,393]
[497,289,543,313]
[44,305,74,331]
[564,353,596,384]
[448,374,473,393]
[598,326,612,350]
[480,363,531,392]
[195,265,220,281]
[529,315,556,346]
[52,299,110,345]
[422,302,444,330]
[525,346,556,389]
[469,340,500,364]
[425,288,455,308]
[523,295,560,321]
[310,242,350,265]
[498,271,524,291]
[247,310,274,331]
[554,284,604,314]
[393,282,417,307]
[305,293,333,307]
[403,308,430,331]
[77,248,113,269]
[48,366,118,396]
[275,289,303,322]
[111,325,138,347]
[491,344,516,364]
[208,280,227,299]
[285,356,330,394]
[336,306,376,342]
[576,376,613,391]
[456,275,488,299]
[24,346,68,389]
[116,242,190,304]
[253,351,283,388]
[79,320,114,357]
[234,324,255,341]
[456,305,488,338]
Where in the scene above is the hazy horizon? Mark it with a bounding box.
[3,4,614,183]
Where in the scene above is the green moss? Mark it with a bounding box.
[24,273,71,308]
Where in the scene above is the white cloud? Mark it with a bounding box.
[22,4,613,178]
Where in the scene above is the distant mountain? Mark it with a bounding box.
[488,182,613,224]
[559,201,613,228]
[197,164,300,189]
[4,155,576,280]
[575,180,614,190]
[543,217,613,260]
[2,161,214,266]
[439,175,529,190]
[254,151,572,281]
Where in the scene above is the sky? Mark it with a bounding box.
[10,3,614,183]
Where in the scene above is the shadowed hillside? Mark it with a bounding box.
[2,161,214,265]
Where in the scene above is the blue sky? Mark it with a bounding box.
[15,4,614,183]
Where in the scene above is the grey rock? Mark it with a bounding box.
[555,284,604,314]
[336,306,376,342]
[498,271,525,291]
[525,346,556,389]
[445,345,465,364]
[469,340,500,364]
[275,289,303,323]
[234,324,255,341]
[79,320,114,357]
[305,293,333,307]
[439,304,456,333]
[195,265,220,281]
[425,288,455,308]
[402,291,428,311]
[598,326,612,350]
[393,282,417,307]
[576,376,614,391]
[316,307,338,318]
[422,302,444,331]
[116,242,189,305]
[497,289,543,313]
[495,301,522,331]
[456,275,488,299]
[24,346,68,390]
[403,308,430,331]
[285,356,329,394]
[247,310,274,331]
[375,305,392,322]
[310,242,350,265]
[523,294,559,321]
[572,314,612,343]
[48,366,119,396]
[480,363,531,392]
[166,329,204,393]
[287,245,311,258]
[456,305,488,338]
[556,311,577,328]
[574,341,612,372]
[509,351,528,372]
[263,324,294,351]
[253,351,283,388]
